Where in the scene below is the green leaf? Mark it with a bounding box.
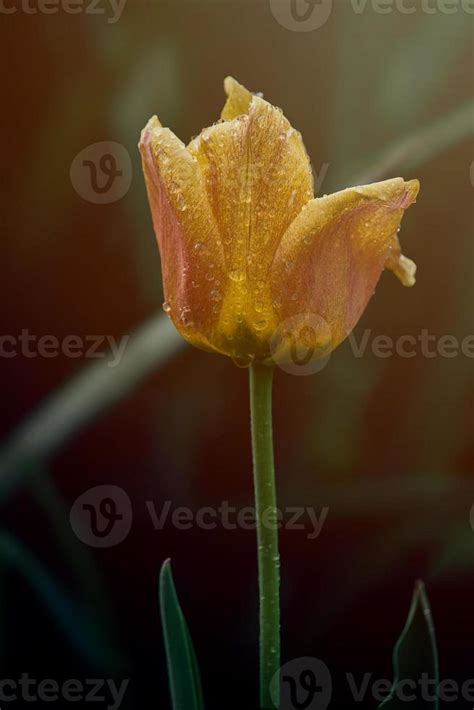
[159,559,204,710]
[379,581,439,709]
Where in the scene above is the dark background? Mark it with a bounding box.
[1,0,473,708]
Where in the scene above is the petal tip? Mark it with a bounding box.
[396,254,417,287]
[398,178,420,208]
[139,115,162,151]
[353,177,420,209]
[223,75,238,95]
[386,241,417,287]
[221,77,252,120]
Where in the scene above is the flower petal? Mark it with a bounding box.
[220,76,252,120]
[385,233,417,286]
[270,178,419,352]
[139,116,226,353]
[187,92,314,352]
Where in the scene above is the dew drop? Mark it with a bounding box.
[232,357,251,369]
[229,269,245,283]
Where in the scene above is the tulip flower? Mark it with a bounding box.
[141,78,420,710]
[139,77,419,368]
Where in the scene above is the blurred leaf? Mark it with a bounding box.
[378,13,470,130]
[0,314,185,497]
[0,530,122,671]
[29,469,126,669]
[337,99,474,187]
[379,581,439,709]
[159,559,204,710]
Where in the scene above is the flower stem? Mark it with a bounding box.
[249,363,280,709]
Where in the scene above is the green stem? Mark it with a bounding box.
[249,363,280,709]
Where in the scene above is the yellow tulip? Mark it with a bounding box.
[139,77,419,367]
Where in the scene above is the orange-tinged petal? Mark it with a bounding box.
[140,79,421,367]
[270,178,419,358]
[187,89,313,359]
[139,116,226,354]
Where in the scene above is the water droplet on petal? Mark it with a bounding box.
[229,269,245,283]
[232,357,251,369]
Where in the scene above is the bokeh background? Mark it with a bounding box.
[2,0,473,707]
